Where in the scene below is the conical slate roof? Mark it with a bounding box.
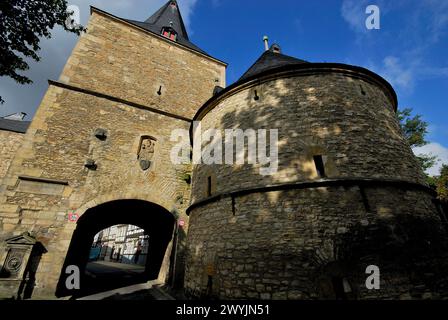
[124,0,207,54]
[238,45,308,82]
[144,0,189,40]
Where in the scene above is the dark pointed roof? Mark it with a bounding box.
[144,0,189,40]
[238,45,308,82]
[124,0,207,54]
[192,43,398,124]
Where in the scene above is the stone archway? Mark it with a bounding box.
[74,191,176,219]
[55,199,176,298]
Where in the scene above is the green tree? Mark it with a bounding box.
[397,108,429,147]
[397,108,438,175]
[436,165,448,201]
[0,0,85,103]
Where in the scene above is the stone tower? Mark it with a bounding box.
[185,44,448,299]
[0,0,226,299]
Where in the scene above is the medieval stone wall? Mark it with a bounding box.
[0,10,225,298]
[185,71,447,299]
[185,187,448,299]
[59,10,226,119]
[0,85,191,297]
[0,130,24,182]
[190,72,426,204]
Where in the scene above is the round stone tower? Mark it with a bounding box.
[184,44,448,300]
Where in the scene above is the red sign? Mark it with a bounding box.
[68,211,79,222]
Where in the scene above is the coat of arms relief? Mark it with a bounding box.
[138,136,156,171]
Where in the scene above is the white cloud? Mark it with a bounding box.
[368,55,448,92]
[341,0,370,33]
[379,56,414,90]
[419,67,448,79]
[177,0,199,28]
[66,0,199,28]
[423,0,448,43]
[341,0,448,41]
[341,0,448,94]
[413,142,448,176]
[91,0,135,10]
[341,0,389,34]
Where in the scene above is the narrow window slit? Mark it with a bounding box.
[207,176,212,197]
[360,85,366,95]
[313,155,326,178]
[254,90,259,101]
[359,186,371,212]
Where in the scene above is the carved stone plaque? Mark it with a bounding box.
[4,250,26,277]
[138,137,155,171]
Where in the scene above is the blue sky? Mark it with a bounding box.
[0,0,447,174]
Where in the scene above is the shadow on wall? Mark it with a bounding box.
[217,76,418,185]
[17,242,47,300]
[0,242,47,300]
[187,75,448,299]
[312,214,448,298]
[0,265,10,278]
[168,221,187,290]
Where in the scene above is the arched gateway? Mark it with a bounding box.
[56,200,176,297]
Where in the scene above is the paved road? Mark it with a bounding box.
[77,281,174,300]
[86,261,145,277]
[74,261,147,298]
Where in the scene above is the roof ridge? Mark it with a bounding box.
[0,117,31,133]
[238,50,308,82]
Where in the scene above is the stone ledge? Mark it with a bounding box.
[48,80,192,123]
[18,176,69,186]
[187,177,436,215]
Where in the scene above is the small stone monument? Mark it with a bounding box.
[0,232,46,299]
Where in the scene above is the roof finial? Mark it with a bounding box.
[263,36,269,51]
[270,43,281,54]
